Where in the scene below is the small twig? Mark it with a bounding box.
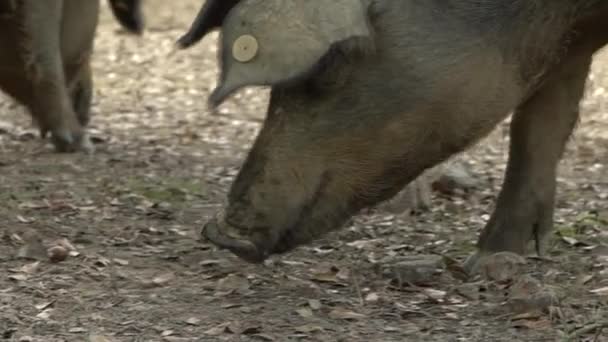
[351,268,364,307]
[593,327,602,342]
[526,255,558,264]
[567,321,608,340]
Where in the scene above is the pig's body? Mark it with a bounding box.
[0,0,143,152]
[181,0,608,266]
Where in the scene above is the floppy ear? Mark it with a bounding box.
[209,0,374,106]
[177,0,241,49]
[108,0,145,34]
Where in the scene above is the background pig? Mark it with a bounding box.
[181,0,608,268]
[0,0,143,153]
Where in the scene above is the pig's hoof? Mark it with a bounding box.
[77,134,95,154]
[201,219,266,263]
[51,130,94,154]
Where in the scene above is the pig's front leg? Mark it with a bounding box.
[21,0,91,153]
[466,52,593,272]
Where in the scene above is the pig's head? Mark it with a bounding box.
[190,0,453,262]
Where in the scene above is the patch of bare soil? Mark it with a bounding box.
[0,2,607,341]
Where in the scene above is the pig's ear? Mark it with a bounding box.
[108,0,145,34]
[176,0,241,49]
[209,0,374,106]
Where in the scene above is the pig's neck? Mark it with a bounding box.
[500,0,603,91]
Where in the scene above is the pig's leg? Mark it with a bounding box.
[468,53,592,269]
[68,56,94,127]
[21,1,89,152]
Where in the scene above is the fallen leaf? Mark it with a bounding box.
[89,334,114,342]
[294,324,324,333]
[561,236,579,246]
[8,274,28,282]
[184,317,200,326]
[16,215,35,223]
[152,273,175,286]
[19,261,40,274]
[384,326,401,333]
[55,238,77,251]
[9,233,23,244]
[445,313,460,320]
[311,271,339,284]
[365,293,380,302]
[35,308,54,320]
[250,333,274,341]
[204,323,231,336]
[296,308,314,318]
[423,288,447,301]
[336,268,350,281]
[35,301,55,311]
[328,308,366,320]
[310,264,348,285]
[590,286,608,295]
[95,257,112,267]
[312,271,338,283]
[576,274,594,286]
[160,330,174,337]
[199,259,223,267]
[18,201,48,210]
[308,299,322,310]
[216,274,250,294]
[346,239,382,249]
[113,258,129,266]
[163,337,192,342]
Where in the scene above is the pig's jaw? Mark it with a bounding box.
[200,166,398,262]
[201,220,267,263]
[201,215,316,263]
[201,190,355,263]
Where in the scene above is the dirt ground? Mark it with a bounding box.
[1,2,607,341]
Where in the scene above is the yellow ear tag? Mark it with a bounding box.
[232,34,259,63]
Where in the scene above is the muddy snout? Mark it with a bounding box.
[201,215,269,263]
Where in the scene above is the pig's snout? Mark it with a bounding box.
[201,216,268,263]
